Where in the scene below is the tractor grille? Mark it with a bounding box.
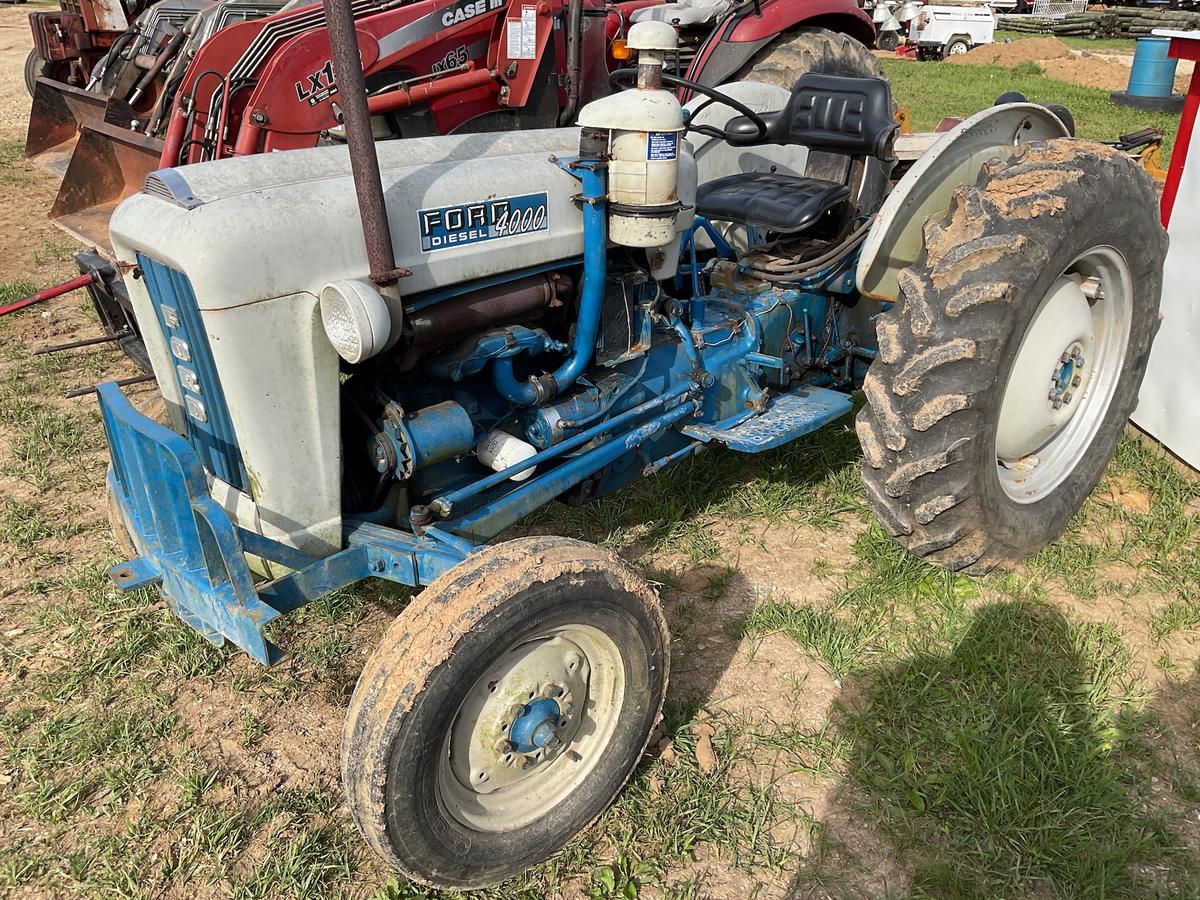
[137,255,247,492]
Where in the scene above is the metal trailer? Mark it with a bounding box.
[908,4,996,59]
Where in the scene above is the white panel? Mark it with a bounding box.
[1131,116,1200,471]
[202,293,343,555]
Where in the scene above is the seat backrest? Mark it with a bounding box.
[725,74,898,160]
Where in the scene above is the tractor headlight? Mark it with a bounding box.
[319,280,392,364]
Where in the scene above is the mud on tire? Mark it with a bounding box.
[857,139,1166,573]
[341,536,669,889]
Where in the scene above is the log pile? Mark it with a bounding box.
[997,7,1200,38]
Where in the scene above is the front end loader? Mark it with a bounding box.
[92,7,1166,889]
[24,0,218,175]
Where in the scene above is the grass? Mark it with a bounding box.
[830,601,1196,898]
[996,29,1141,53]
[881,57,1183,163]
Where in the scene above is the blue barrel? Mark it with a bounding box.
[1127,36,1178,99]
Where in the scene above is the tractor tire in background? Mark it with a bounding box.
[342,536,669,889]
[24,49,50,96]
[857,139,1166,573]
[735,28,892,207]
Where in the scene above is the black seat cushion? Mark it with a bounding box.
[724,74,898,160]
[696,173,849,233]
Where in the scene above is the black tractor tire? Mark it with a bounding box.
[877,30,900,51]
[24,49,50,96]
[736,27,891,194]
[342,536,669,889]
[857,139,1166,573]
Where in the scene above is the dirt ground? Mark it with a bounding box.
[0,8,1198,900]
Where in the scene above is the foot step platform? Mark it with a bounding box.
[682,386,853,453]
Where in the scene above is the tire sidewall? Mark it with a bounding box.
[24,49,45,97]
[380,571,666,888]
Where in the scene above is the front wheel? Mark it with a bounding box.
[857,139,1166,573]
[342,536,669,889]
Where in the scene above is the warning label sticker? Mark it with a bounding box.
[647,131,677,161]
[506,6,537,59]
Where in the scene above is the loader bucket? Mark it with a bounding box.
[49,121,163,247]
[24,77,133,176]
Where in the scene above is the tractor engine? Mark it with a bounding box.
[105,22,869,567]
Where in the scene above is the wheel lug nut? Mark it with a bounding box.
[1071,375,1081,387]
[496,738,513,753]
[509,704,525,719]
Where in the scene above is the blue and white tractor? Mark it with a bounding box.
[95,13,1166,888]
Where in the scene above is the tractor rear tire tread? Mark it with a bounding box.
[737,27,887,87]
[857,139,1166,573]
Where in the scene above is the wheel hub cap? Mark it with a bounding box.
[996,276,1095,463]
[448,634,589,795]
[509,696,565,753]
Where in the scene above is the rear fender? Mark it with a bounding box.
[856,103,1069,302]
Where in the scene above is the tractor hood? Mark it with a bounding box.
[110,129,589,308]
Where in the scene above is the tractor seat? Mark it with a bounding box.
[695,74,897,234]
[696,174,849,233]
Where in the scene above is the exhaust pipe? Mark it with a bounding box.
[322,0,406,321]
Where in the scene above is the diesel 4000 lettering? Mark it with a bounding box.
[418,193,549,252]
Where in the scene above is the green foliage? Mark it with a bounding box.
[839,601,1191,897]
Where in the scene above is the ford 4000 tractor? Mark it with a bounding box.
[95,9,1166,887]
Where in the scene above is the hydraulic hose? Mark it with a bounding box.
[746,216,875,278]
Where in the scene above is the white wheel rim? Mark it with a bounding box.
[437,624,626,831]
[950,42,968,54]
[995,246,1132,503]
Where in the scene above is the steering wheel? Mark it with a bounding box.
[608,68,769,143]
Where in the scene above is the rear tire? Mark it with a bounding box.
[342,536,669,889]
[857,139,1166,573]
[736,28,891,196]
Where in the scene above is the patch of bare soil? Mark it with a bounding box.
[938,36,1195,93]
[0,4,37,138]
[947,35,1074,67]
